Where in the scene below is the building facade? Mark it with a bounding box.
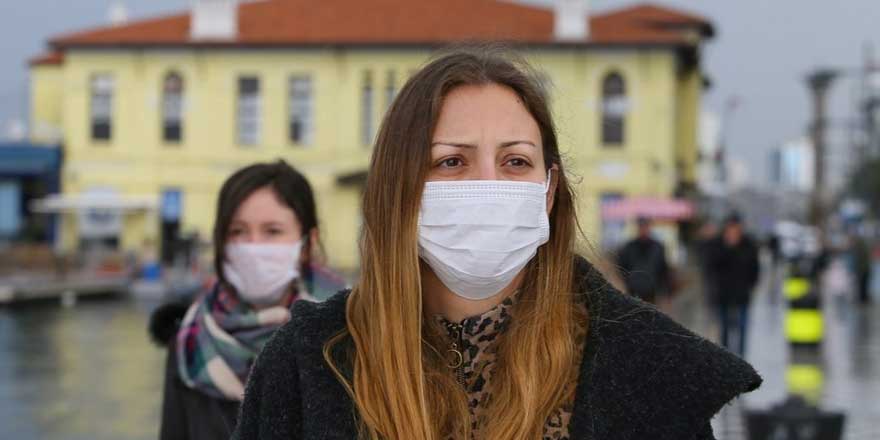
[29,0,713,269]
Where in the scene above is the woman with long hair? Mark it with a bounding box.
[152,160,344,440]
[234,49,761,440]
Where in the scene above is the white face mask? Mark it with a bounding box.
[418,175,551,300]
[222,242,303,305]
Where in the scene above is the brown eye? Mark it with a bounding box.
[507,157,530,168]
[440,157,463,168]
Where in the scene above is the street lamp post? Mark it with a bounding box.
[806,69,838,232]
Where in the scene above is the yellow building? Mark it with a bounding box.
[29,0,713,270]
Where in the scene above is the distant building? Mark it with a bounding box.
[770,137,815,192]
[29,0,714,268]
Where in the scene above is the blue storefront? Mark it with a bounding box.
[0,143,62,244]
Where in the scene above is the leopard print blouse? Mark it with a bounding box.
[435,296,586,440]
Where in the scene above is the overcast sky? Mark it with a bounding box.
[2,0,878,185]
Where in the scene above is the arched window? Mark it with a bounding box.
[601,72,627,146]
[162,72,184,143]
[90,74,114,141]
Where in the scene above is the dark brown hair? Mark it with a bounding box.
[213,160,320,290]
[325,46,585,440]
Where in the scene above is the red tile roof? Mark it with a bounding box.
[48,1,712,49]
[29,51,65,66]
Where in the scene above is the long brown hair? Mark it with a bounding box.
[324,46,585,440]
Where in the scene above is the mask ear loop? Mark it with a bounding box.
[544,168,554,193]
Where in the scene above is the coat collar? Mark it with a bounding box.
[569,259,762,439]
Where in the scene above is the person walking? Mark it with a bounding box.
[696,221,720,306]
[234,48,760,440]
[150,160,344,440]
[706,213,761,357]
[851,233,872,304]
[616,217,671,305]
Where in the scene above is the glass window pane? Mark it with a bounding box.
[289,76,313,145]
[162,73,185,143]
[238,76,260,146]
[601,72,627,147]
[91,74,114,141]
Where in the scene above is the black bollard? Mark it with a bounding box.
[745,396,845,440]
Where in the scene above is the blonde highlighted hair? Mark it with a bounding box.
[324,47,586,440]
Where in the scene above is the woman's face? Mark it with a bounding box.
[429,83,548,184]
[227,186,302,244]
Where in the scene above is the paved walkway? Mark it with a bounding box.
[666,260,880,440]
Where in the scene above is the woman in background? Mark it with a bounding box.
[151,160,344,440]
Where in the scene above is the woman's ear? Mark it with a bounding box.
[546,164,559,213]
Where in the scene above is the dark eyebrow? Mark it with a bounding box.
[431,140,537,148]
[430,141,476,149]
[499,140,537,148]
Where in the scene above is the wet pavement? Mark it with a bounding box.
[668,261,880,440]
[1,260,878,439]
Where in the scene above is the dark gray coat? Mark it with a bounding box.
[233,260,761,439]
[159,339,240,440]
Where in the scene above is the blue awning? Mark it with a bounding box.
[0,142,61,176]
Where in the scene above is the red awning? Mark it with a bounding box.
[601,197,694,221]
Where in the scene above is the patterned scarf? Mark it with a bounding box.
[176,265,346,400]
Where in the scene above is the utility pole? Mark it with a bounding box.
[806,69,838,232]
[708,96,739,221]
[863,43,880,160]
[716,96,739,188]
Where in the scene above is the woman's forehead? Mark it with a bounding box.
[232,188,298,223]
[433,84,541,145]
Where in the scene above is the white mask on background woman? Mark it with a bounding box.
[223,241,303,305]
[418,173,551,300]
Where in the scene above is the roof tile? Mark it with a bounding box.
[48,1,711,48]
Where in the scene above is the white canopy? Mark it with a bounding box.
[31,193,158,213]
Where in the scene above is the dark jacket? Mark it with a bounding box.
[150,303,240,440]
[233,260,762,440]
[616,237,670,301]
[706,236,761,306]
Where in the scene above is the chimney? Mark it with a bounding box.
[191,0,239,40]
[554,0,590,41]
[108,2,129,27]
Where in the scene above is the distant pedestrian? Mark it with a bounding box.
[851,233,872,304]
[150,160,345,440]
[696,221,720,305]
[766,232,783,303]
[616,217,671,305]
[705,213,761,357]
